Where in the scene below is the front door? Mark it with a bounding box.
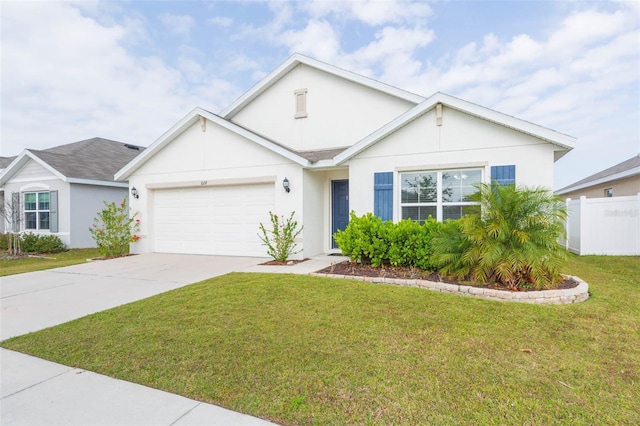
[331,180,349,249]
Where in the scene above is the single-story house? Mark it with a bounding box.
[115,54,576,259]
[0,138,144,248]
[556,154,640,199]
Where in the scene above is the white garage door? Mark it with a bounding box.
[153,183,274,257]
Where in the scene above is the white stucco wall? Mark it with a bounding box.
[2,160,72,246]
[231,63,416,151]
[302,168,349,256]
[70,184,129,248]
[348,106,556,219]
[128,119,305,255]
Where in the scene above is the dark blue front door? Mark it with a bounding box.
[331,180,349,249]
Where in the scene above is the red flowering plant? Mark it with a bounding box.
[258,211,303,262]
[89,197,141,258]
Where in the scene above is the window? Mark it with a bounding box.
[400,169,482,223]
[605,188,613,197]
[294,88,307,118]
[24,191,50,230]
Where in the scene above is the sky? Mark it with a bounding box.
[1,0,638,190]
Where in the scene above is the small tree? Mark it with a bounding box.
[430,182,568,290]
[89,197,141,258]
[0,195,23,256]
[258,211,303,262]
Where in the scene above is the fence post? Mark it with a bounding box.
[579,196,587,255]
[637,193,640,255]
[565,197,571,251]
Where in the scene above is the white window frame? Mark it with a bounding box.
[23,191,50,230]
[399,168,483,222]
[604,188,613,197]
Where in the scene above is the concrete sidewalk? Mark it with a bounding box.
[1,253,343,425]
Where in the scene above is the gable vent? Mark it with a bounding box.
[294,88,308,119]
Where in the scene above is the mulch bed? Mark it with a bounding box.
[260,258,310,266]
[316,260,579,292]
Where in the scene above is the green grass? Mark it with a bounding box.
[0,248,102,276]
[2,255,639,424]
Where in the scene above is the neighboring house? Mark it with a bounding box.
[0,156,17,233]
[556,154,640,199]
[115,54,576,259]
[0,138,144,248]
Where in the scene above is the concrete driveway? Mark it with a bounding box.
[1,253,281,425]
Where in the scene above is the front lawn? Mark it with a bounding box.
[2,255,639,424]
[0,248,102,276]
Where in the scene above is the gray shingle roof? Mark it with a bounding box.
[28,137,145,182]
[0,156,17,169]
[225,114,348,163]
[297,147,349,162]
[557,154,640,193]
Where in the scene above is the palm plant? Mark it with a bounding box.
[431,182,568,290]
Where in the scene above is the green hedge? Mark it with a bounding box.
[1,232,66,254]
[334,212,441,270]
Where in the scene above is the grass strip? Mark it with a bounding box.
[2,255,639,424]
[0,248,102,276]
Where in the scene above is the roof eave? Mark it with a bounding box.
[335,92,577,165]
[220,53,424,119]
[67,178,129,188]
[115,110,204,181]
[115,108,309,181]
[198,109,309,167]
[0,150,67,185]
[556,166,640,195]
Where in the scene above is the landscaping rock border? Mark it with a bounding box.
[310,273,590,305]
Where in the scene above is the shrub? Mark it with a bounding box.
[258,211,303,262]
[430,182,568,290]
[21,233,66,253]
[387,218,441,270]
[89,197,141,258]
[0,233,9,251]
[334,212,441,269]
[334,212,389,266]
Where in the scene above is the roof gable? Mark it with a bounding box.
[219,53,424,119]
[334,92,577,165]
[556,154,640,194]
[0,138,144,186]
[115,108,311,181]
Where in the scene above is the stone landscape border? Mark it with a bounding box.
[310,273,590,304]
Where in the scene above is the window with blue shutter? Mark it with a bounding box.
[374,172,393,221]
[491,165,516,186]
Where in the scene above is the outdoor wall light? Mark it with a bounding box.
[131,186,139,199]
[282,177,290,193]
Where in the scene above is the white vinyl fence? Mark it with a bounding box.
[563,194,640,255]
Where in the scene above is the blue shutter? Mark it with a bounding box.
[49,191,58,233]
[374,172,393,221]
[491,165,516,186]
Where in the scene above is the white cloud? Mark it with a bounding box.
[227,53,260,72]
[209,16,233,28]
[178,57,206,82]
[304,0,431,26]
[1,1,637,192]
[0,2,234,155]
[159,13,195,37]
[278,19,342,62]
